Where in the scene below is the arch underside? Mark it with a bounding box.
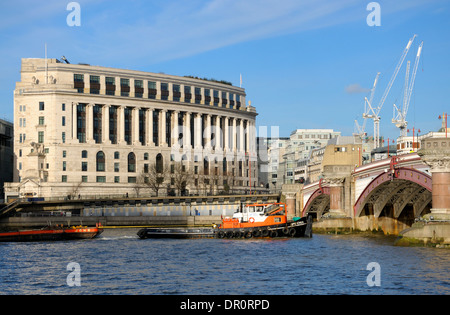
[357,179,431,219]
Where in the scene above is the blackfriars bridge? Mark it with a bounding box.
[283,136,450,240]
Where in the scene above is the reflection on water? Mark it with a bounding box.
[0,229,448,295]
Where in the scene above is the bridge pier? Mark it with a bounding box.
[419,137,450,220]
[323,165,352,218]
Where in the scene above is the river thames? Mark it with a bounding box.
[0,228,448,295]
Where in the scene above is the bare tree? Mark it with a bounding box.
[171,162,192,196]
[142,163,169,196]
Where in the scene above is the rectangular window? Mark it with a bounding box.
[82,162,88,172]
[96,176,106,183]
[74,74,84,82]
[62,103,66,111]
[62,116,66,126]
[62,175,67,182]
[148,81,157,100]
[106,77,115,85]
[173,84,180,102]
[120,78,130,97]
[161,83,169,100]
[62,132,66,143]
[38,131,44,143]
[114,162,120,172]
[82,176,88,183]
[128,177,136,183]
[135,80,143,98]
[62,161,66,171]
[39,116,45,126]
[114,176,120,183]
[39,102,45,111]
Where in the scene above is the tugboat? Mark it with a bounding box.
[137,202,312,239]
[215,202,312,239]
[0,224,103,242]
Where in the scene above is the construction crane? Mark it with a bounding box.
[392,41,424,137]
[363,34,417,148]
[354,72,380,141]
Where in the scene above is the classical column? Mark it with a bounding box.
[194,113,202,149]
[184,112,191,149]
[224,116,230,152]
[102,104,111,144]
[132,107,140,145]
[232,118,237,152]
[418,137,450,220]
[146,108,154,146]
[215,115,222,151]
[205,114,212,149]
[159,109,167,147]
[86,103,95,144]
[118,106,126,145]
[172,110,179,147]
[239,119,245,153]
[72,102,78,142]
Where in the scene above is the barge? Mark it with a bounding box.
[137,202,312,239]
[0,224,103,242]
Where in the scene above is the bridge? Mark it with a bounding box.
[285,136,450,239]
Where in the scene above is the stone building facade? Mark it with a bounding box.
[6,58,258,199]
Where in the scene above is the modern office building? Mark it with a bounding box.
[5,58,258,199]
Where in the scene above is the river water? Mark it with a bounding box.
[0,229,448,295]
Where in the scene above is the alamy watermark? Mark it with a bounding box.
[366,262,381,287]
[367,2,381,27]
[66,2,81,27]
[66,262,81,287]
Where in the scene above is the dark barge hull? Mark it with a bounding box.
[0,227,103,242]
[138,217,313,240]
[137,228,215,239]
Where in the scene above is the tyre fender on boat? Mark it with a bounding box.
[288,227,297,237]
[217,230,225,239]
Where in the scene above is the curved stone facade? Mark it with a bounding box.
[9,58,258,198]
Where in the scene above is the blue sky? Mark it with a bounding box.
[1,0,449,140]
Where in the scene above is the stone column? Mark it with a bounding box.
[322,165,350,218]
[224,116,230,152]
[132,107,140,145]
[194,113,202,149]
[184,112,191,149]
[159,109,167,147]
[239,119,245,153]
[285,192,297,219]
[418,137,450,220]
[205,114,212,150]
[327,178,346,217]
[172,110,179,148]
[86,103,95,144]
[72,102,78,142]
[118,106,126,145]
[232,118,237,152]
[102,104,111,144]
[146,108,154,146]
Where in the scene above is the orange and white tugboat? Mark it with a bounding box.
[215,202,312,239]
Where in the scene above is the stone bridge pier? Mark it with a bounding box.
[418,137,450,220]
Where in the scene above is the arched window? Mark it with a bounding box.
[128,152,136,172]
[96,151,105,172]
[156,153,163,173]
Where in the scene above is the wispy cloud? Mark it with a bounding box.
[345,83,371,94]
